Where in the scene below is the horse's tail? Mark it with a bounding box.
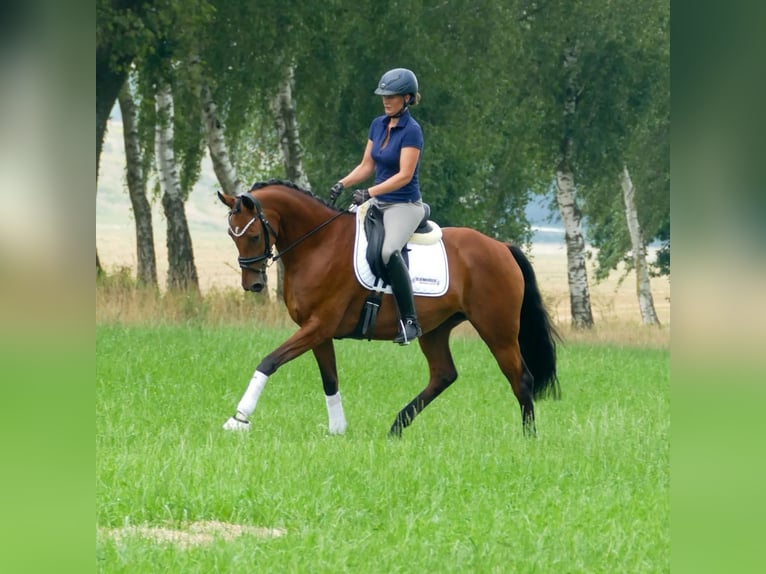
[508,244,561,400]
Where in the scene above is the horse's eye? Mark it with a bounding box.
[248,234,260,243]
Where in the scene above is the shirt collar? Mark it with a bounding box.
[383,109,411,128]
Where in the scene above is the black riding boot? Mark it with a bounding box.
[386,250,422,345]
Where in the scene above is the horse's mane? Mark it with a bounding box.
[249,178,343,212]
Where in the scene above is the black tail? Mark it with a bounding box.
[509,244,561,400]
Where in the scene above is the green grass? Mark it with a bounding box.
[97,324,669,573]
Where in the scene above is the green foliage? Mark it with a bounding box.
[98,0,670,263]
[97,325,669,572]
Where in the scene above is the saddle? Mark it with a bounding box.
[363,202,438,284]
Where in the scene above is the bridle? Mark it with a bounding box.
[228,194,346,273]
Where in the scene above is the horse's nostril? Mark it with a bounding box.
[251,284,264,293]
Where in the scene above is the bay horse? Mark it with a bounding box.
[218,179,560,437]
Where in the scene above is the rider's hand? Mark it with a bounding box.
[329,182,344,203]
[351,189,370,205]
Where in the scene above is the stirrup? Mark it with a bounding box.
[393,319,421,345]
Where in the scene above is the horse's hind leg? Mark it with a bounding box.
[389,321,459,437]
[489,340,536,435]
[470,310,537,435]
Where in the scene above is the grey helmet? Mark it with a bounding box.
[374,68,419,105]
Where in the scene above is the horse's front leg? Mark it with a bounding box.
[312,339,347,434]
[222,319,330,431]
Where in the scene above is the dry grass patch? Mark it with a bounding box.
[99,521,286,549]
[97,277,669,348]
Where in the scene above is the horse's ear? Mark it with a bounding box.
[217,191,236,209]
[239,193,256,212]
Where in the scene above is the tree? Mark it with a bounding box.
[621,166,660,325]
[118,79,158,287]
[575,0,670,322]
[272,64,311,191]
[155,81,199,291]
[199,79,244,197]
[97,0,157,275]
[504,0,669,327]
[97,0,156,178]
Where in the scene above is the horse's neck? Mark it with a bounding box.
[264,194,346,254]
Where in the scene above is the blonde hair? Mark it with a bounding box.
[411,92,421,106]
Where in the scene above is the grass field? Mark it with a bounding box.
[96,320,669,573]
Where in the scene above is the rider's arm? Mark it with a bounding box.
[339,140,375,188]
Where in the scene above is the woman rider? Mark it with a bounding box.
[329,68,425,345]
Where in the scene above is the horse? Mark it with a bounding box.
[218,179,560,437]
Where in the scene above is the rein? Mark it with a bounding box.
[271,210,346,263]
[229,194,346,270]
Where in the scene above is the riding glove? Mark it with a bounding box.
[352,189,371,205]
[329,182,344,203]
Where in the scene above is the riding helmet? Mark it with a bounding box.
[374,68,419,104]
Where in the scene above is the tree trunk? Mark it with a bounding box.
[621,165,660,325]
[555,170,594,329]
[198,75,272,299]
[155,83,199,292]
[119,82,158,288]
[97,0,155,277]
[199,81,244,197]
[271,64,312,191]
[556,42,593,329]
[271,64,312,301]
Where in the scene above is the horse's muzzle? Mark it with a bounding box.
[241,269,266,293]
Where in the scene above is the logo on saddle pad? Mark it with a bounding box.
[352,202,449,297]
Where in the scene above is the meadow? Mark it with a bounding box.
[96,287,669,573]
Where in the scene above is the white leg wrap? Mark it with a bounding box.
[222,370,268,431]
[237,370,268,418]
[325,392,347,435]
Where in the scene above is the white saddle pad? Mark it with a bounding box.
[352,203,449,297]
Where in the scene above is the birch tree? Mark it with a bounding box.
[575,0,670,318]
[556,170,594,328]
[555,41,593,328]
[97,0,158,276]
[155,81,199,292]
[199,79,244,197]
[119,80,158,288]
[621,166,660,325]
[271,64,312,191]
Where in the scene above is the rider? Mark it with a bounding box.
[329,68,425,345]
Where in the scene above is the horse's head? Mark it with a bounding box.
[218,191,274,293]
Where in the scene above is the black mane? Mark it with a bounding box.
[249,178,343,212]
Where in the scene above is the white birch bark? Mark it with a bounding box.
[197,74,272,299]
[155,82,199,292]
[556,42,594,329]
[119,81,158,288]
[199,81,244,197]
[271,64,312,190]
[621,165,660,325]
[556,170,594,329]
[271,63,312,301]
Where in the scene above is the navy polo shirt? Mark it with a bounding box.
[368,110,423,203]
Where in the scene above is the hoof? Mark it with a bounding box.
[223,416,251,431]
